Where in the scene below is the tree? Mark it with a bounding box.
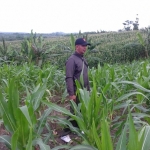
[133,14,139,30]
[123,14,139,31]
[123,20,132,31]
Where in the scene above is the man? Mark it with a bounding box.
[60,38,90,142]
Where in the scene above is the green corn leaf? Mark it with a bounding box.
[70,100,82,118]
[92,120,101,150]
[79,88,90,108]
[70,145,98,150]
[43,100,87,139]
[79,62,84,89]
[19,105,32,126]
[17,109,30,147]
[101,112,113,150]
[8,79,19,120]
[42,101,72,116]
[11,128,19,150]
[141,126,150,150]
[87,82,100,127]
[0,135,11,148]
[33,138,50,150]
[37,108,52,135]
[70,100,88,132]
[116,92,147,102]
[137,32,145,47]
[138,127,145,150]
[119,81,150,93]
[51,145,71,150]
[31,81,47,111]
[116,122,127,150]
[49,116,86,140]
[26,128,33,150]
[114,101,131,110]
[32,83,41,93]
[27,102,37,127]
[128,112,138,150]
[0,91,16,133]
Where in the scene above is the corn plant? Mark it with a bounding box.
[0,79,53,150]
[137,31,149,58]
[0,63,66,99]
[43,77,150,149]
[0,37,18,64]
[116,111,150,150]
[42,77,114,149]
[21,30,51,66]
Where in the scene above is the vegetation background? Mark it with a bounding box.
[0,26,150,150]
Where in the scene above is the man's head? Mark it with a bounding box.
[75,38,90,55]
[75,38,90,46]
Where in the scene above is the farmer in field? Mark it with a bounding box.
[60,38,90,142]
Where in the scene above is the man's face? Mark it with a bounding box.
[75,45,87,55]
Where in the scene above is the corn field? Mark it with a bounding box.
[0,29,150,149]
[0,29,150,68]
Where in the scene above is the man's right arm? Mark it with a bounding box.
[65,58,76,101]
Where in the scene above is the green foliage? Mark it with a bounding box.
[43,74,150,149]
[0,37,18,63]
[20,30,51,66]
[0,79,53,149]
[137,28,150,58]
[70,33,75,51]
[0,63,66,97]
[1,35,150,149]
[1,30,150,68]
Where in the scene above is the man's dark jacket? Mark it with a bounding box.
[65,52,90,96]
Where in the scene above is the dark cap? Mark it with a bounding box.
[75,38,91,46]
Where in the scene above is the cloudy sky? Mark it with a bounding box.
[0,0,150,33]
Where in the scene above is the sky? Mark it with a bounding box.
[0,0,150,33]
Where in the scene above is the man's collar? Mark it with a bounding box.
[74,52,83,57]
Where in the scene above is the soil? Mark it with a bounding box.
[0,95,82,150]
[0,124,9,150]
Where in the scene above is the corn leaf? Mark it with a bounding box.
[19,105,32,126]
[0,90,16,133]
[116,122,127,150]
[141,126,150,150]
[33,138,50,150]
[101,113,113,150]
[31,81,47,111]
[92,120,101,150]
[137,32,145,47]
[37,108,52,135]
[128,112,138,150]
[26,128,33,150]
[17,109,30,147]
[0,135,11,148]
[70,145,98,150]
[11,128,19,150]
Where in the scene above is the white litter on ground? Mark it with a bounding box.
[60,135,71,143]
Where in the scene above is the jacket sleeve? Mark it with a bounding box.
[65,58,75,96]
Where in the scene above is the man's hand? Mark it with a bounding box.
[69,95,76,102]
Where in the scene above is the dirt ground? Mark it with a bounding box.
[0,124,9,150]
[0,95,82,150]
[0,122,81,150]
